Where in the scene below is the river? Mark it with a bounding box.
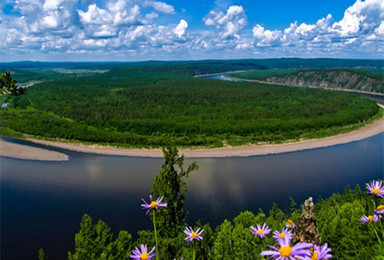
[1,134,383,260]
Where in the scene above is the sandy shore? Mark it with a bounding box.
[0,139,69,161]
[1,104,382,160]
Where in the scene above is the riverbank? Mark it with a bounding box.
[1,105,383,160]
[0,138,69,161]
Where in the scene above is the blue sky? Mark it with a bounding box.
[0,0,383,61]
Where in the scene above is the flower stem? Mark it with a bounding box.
[379,220,384,240]
[153,210,159,260]
[371,223,382,245]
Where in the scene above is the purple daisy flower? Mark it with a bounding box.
[375,205,384,215]
[285,219,296,229]
[273,228,292,243]
[366,180,384,197]
[184,226,203,242]
[251,223,272,238]
[310,243,332,259]
[361,215,379,223]
[141,195,167,215]
[260,238,312,259]
[130,244,156,260]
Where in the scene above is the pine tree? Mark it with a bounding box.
[150,146,198,258]
[0,72,25,96]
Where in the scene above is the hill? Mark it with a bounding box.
[231,69,384,94]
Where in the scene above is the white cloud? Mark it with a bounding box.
[144,1,175,14]
[332,0,384,36]
[252,25,282,46]
[204,5,247,39]
[1,0,383,60]
[173,19,188,37]
[145,12,159,20]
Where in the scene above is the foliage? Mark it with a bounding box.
[149,146,198,258]
[228,69,298,80]
[67,214,132,260]
[38,248,48,260]
[0,72,25,96]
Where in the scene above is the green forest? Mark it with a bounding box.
[0,64,382,148]
[38,148,384,260]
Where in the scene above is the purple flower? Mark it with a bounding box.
[130,244,156,260]
[184,226,203,242]
[361,215,379,223]
[285,219,296,229]
[273,228,292,243]
[366,180,384,197]
[251,223,272,238]
[310,243,332,259]
[375,205,384,215]
[260,238,312,259]
[141,195,167,215]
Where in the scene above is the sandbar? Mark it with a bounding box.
[0,139,69,161]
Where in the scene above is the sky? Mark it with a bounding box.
[0,0,383,61]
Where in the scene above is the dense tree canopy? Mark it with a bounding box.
[0,72,25,96]
[0,66,380,148]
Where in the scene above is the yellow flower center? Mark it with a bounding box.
[279,233,285,239]
[140,253,149,260]
[311,252,319,260]
[377,205,384,211]
[257,230,263,235]
[373,188,380,194]
[286,220,294,226]
[149,201,158,208]
[280,246,292,257]
[368,216,374,222]
[191,232,197,238]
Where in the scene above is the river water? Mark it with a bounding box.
[1,133,383,260]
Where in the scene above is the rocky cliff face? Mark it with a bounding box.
[265,69,383,94]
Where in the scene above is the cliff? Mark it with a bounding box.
[265,69,384,94]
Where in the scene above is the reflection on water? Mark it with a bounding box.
[1,134,383,260]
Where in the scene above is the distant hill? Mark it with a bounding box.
[263,69,384,94]
[2,58,383,71]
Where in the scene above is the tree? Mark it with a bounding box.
[151,146,198,237]
[38,248,48,260]
[0,72,25,96]
[68,214,132,260]
[150,146,198,258]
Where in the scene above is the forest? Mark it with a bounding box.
[37,147,384,260]
[0,64,381,148]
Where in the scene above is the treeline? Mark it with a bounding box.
[38,148,383,259]
[3,58,384,71]
[0,67,380,147]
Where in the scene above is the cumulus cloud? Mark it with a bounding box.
[332,0,383,36]
[173,19,188,38]
[144,1,175,14]
[253,25,282,46]
[204,5,247,39]
[251,0,383,57]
